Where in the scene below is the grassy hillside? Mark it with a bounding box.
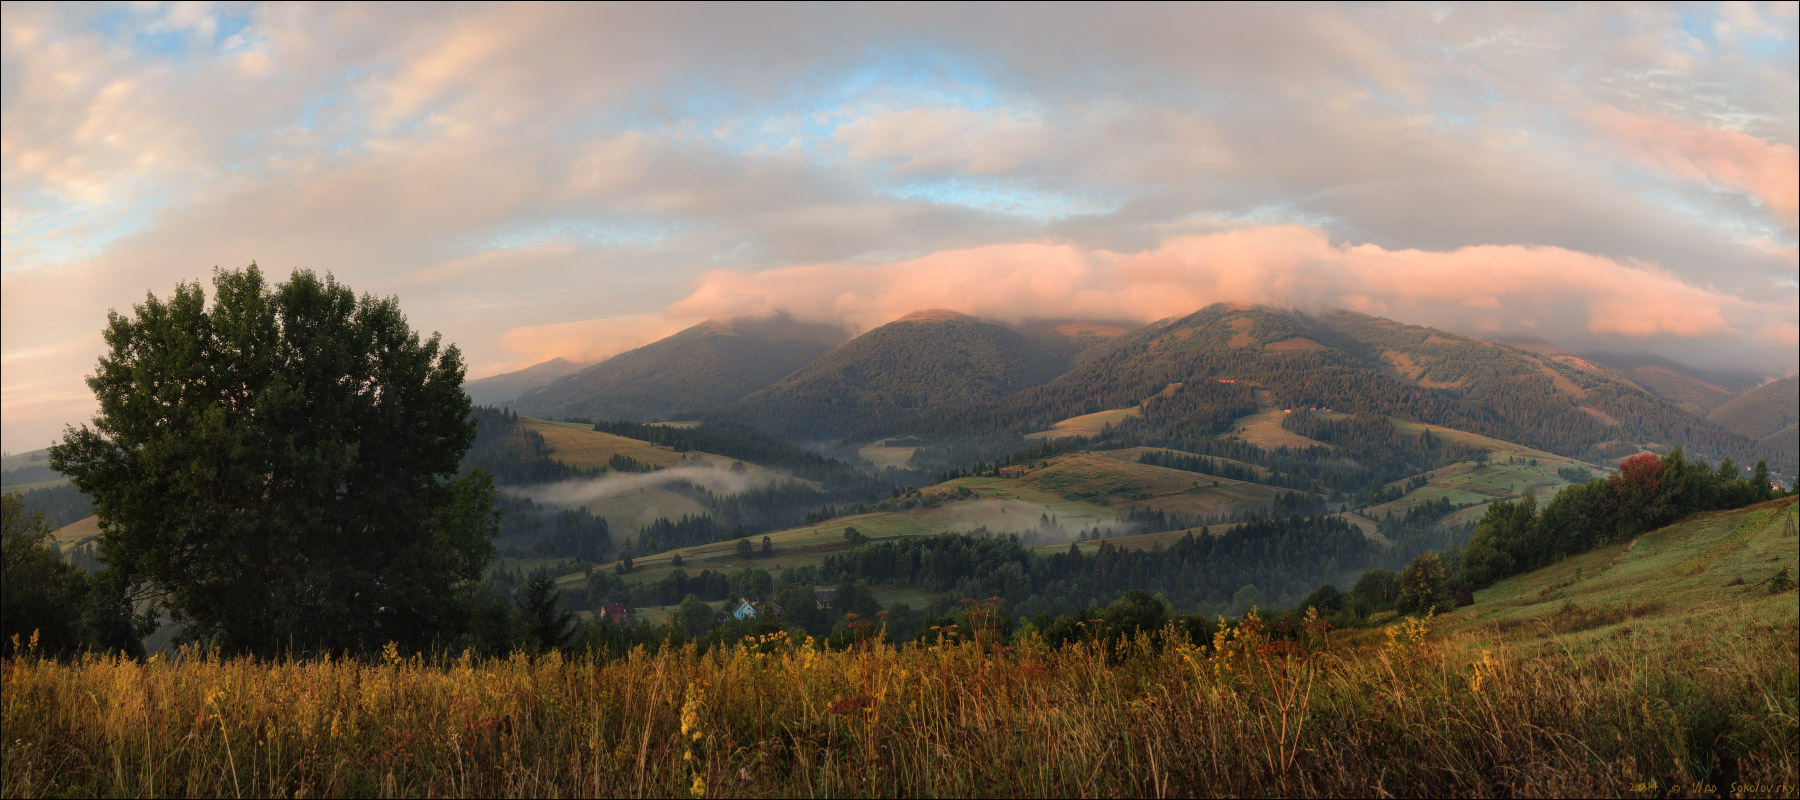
[1354,417,1599,520]
[579,415,1596,599]
[9,500,1792,798]
[517,418,790,481]
[1445,496,1797,637]
[512,315,846,422]
[48,515,101,553]
[1024,405,1141,440]
[1004,452,1294,517]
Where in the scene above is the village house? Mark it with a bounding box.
[729,598,784,621]
[597,602,628,622]
[732,598,758,621]
[815,587,836,609]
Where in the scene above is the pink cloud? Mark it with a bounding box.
[498,226,1797,369]
[486,315,686,377]
[1593,107,1800,223]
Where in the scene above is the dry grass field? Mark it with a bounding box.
[1228,402,1331,451]
[856,438,921,470]
[8,499,1793,798]
[1011,452,1294,517]
[1024,406,1142,441]
[519,418,791,486]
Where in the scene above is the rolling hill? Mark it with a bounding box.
[1578,351,1761,414]
[1,448,65,491]
[1443,494,1797,644]
[511,314,847,422]
[1708,375,1799,465]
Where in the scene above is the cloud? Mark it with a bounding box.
[506,466,757,508]
[1594,107,1800,223]
[492,315,686,374]
[833,105,1049,175]
[503,226,1796,369]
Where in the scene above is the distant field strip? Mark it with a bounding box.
[1026,407,1141,441]
[519,417,797,487]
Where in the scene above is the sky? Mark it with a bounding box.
[3,2,1798,453]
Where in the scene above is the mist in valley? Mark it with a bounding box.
[507,465,758,508]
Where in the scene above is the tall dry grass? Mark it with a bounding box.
[4,603,1796,798]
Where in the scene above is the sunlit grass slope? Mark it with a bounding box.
[519,417,795,486]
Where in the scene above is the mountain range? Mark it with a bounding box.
[469,304,1796,474]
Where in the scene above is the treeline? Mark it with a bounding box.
[1136,450,1270,487]
[589,420,862,486]
[492,493,611,562]
[635,514,721,554]
[1454,449,1778,589]
[0,463,62,487]
[1,495,147,658]
[817,513,1376,618]
[10,483,94,530]
[1133,413,1471,500]
[464,407,591,484]
[1372,497,1478,572]
[1278,412,1478,495]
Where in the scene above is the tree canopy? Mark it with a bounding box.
[48,265,498,655]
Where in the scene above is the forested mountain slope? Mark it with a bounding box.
[716,310,1086,439]
[1709,375,1798,438]
[512,315,847,422]
[1578,351,1758,414]
[874,305,1785,472]
[464,357,594,406]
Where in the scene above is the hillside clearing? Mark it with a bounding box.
[1025,406,1141,441]
[857,438,921,469]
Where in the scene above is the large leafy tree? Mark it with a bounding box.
[1396,552,1449,614]
[49,265,499,656]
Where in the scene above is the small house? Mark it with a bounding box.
[815,587,836,610]
[598,602,628,622]
[732,598,758,621]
